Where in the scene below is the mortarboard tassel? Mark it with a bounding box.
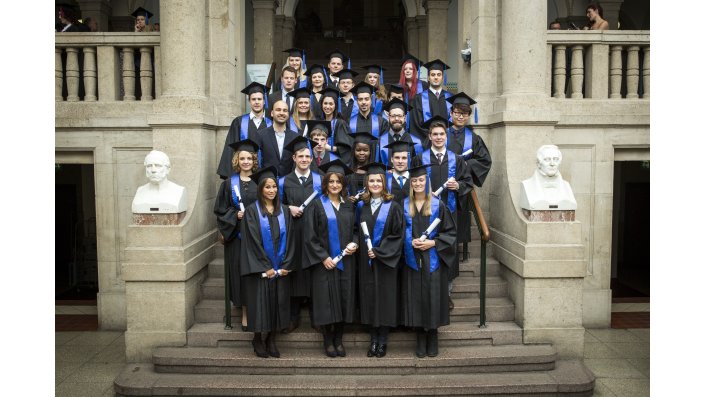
[348,58,351,69]
[258,149,262,168]
[380,69,384,85]
[443,66,447,86]
[474,104,478,124]
[302,50,307,72]
[323,67,329,85]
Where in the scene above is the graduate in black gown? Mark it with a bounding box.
[409,59,454,141]
[287,87,314,134]
[332,69,359,121]
[308,120,347,174]
[303,159,359,357]
[318,88,354,165]
[401,165,457,358]
[411,116,473,310]
[347,132,378,202]
[268,66,298,114]
[325,49,349,89]
[357,162,405,358]
[348,82,389,155]
[274,48,309,92]
[278,136,321,333]
[240,166,296,358]
[213,139,260,331]
[217,82,271,179]
[259,100,299,176]
[399,54,429,105]
[305,64,328,120]
[383,140,412,206]
[377,98,423,167]
[445,92,492,259]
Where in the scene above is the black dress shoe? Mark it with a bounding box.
[448,297,454,311]
[266,332,280,358]
[376,344,387,358]
[415,331,427,358]
[282,318,300,334]
[252,337,268,358]
[367,342,379,357]
[427,330,439,357]
[241,325,247,332]
[335,343,346,357]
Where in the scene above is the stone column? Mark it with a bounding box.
[160,1,206,98]
[56,48,63,101]
[75,0,112,32]
[609,45,623,98]
[599,0,624,29]
[274,15,285,69]
[415,15,428,62]
[625,45,640,99]
[569,45,584,99]
[282,17,296,69]
[65,47,80,101]
[252,0,277,64]
[83,47,97,101]
[552,45,566,98]
[405,17,418,57]
[424,0,450,62]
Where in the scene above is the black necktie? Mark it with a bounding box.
[393,134,400,142]
[300,176,306,185]
[436,152,443,163]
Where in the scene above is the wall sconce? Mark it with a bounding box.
[461,38,472,64]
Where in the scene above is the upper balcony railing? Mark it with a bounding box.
[55,32,160,102]
[547,30,649,100]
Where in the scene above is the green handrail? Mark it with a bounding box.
[470,189,490,328]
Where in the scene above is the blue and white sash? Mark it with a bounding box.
[256,202,287,271]
[321,196,344,271]
[422,149,457,213]
[448,126,474,160]
[421,90,452,124]
[240,114,272,141]
[403,196,440,272]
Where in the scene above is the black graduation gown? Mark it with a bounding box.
[409,88,453,139]
[378,131,421,166]
[259,127,299,176]
[350,112,390,161]
[311,91,325,120]
[347,171,367,197]
[388,173,410,207]
[446,127,493,243]
[411,150,471,278]
[329,118,354,166]
[267,90,295,114]
[240,203,296,332]
[401,200,456,330]
[357,200,404,327]
[339,95,355,122]
[217,115,268,179]
[310,151,337,174]
[281,171,321,298]
[304,199,358,326]
[403,80,430,104]
[214,175,258,306]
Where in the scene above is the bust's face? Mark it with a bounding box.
[537,147,561,177]
[145,155,169,183]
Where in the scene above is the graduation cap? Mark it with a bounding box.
[360,64,386,85]
[349,132,378,146]
[359,162,387,176]
[131,7,153,24]
[446,92,477,107]
[326,48,351,69]
[305,120,332,137]
[228,138,260,154]
[422,114,449,130]
[304,64,328,84]
[286,87,312,101]
[384,98,411,114]
[319,159,353,176]
[283,47,306,72]
[320,87,340,100]
[383,140,412,155]
[401,53,423,68]
[350,81,375,97]
[241,82,269,96]
[331,69,358,81]
[284,135,313,154]
[387,83,405,96]
[423,59,451,85]
[250,166,278,186]
[407,164,431,178]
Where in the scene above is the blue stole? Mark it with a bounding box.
[240,114,272,141]
[350,114,380,138]
[229,174,242,239]
[256,202,287,271]
[403,80,425,104]
[289,117,299,133]
[423,149,457,213]
[403,197,440,272]
[421,90,452,123]
[347,96,359,119]
[448,126,474,159]
[356,200,392,266]
[298,77,307,89]
[372,95,383,115]
[378,132,423,166]
[320,196,344,271]
[328,119,337,147]
[279,172,322,201]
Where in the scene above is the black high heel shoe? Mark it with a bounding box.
[376,343,387,358]
[367,342,379,357]
[252,333,268,358]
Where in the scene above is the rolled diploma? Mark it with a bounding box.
[461,148,473,158]
[331,242,357,264]
[433,177,454,196]
[353,189,365,200]
[233,185,245,212]
[261,269,284,278]
[298,191,319,211]
[418,218,442,242]
[360,222,373,251]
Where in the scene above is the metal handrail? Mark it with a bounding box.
[470,189,490,327]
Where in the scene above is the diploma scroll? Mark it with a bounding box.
[353,189,365,200]
[298,191,319,212]
[433,177,455,197]
[233,185,245,212]
[331,242,357,264]
[461,148,474,158]
[261,269,284,278]
[360,222,373,251]
[418,218,441,242]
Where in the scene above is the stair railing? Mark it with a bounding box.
[470,189,490,327]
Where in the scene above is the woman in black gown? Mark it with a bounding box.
[401,165,457,358]
[239,166,296,358]
[304,159,359,357]
[356,162,404,358]
[347,132,377,202]
[213,139,260,330]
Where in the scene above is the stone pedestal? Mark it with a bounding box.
[425,0,450,62]
[252,0,276,64]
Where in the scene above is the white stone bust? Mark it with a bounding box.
[131,150,188,213]
[519,145,577,211]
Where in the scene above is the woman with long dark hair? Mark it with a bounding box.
[240,166,296,358]
[347,132,377,201]
[306,64,328,119]
[304,159,359,357]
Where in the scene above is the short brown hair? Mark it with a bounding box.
[282,66,297,77]
[451,103,472,115]
[428,120,448,135]
[309,128,328,139]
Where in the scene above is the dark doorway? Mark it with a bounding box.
[611,160,649,299]
[55,164,98,302]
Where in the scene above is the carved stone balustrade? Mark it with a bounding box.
[55,32,160,102]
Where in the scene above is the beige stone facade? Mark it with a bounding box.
[55,0,649,361]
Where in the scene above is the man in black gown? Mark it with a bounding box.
[333,69,359,121]
[349,82,389,158]
[383,140,412,206]
[377,98,423,166]
[409,59,453,141]
[259,100,299,176]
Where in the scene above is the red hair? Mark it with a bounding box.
[399,60,420,101]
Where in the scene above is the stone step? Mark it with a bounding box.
[207,255,500,280]
[187,321,524,348]
[114,360,595,396]
[194,297,515,325]
[201,275,507,300]
[152,344,557,375]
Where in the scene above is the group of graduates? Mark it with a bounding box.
[214,48,492,360]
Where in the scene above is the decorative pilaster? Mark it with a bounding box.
[609,45,623,98]
[405,17,418,57]
[274,15,285,69]
[415,15,428,61]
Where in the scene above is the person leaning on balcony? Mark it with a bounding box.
[583,3,609,30]
[57,7,81,32]
[132,6,154,32]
